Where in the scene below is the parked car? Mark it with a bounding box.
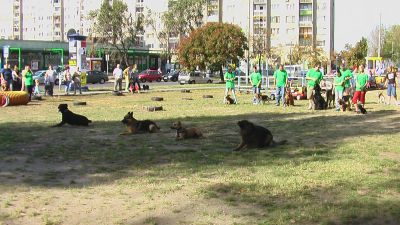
[32,70,60,85]
[86,70,108,84]
[178,71,213,84]
[163,70,180,82]
[138,69,162,82]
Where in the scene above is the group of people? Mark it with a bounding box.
[1,63,55,100]
[62,66,82,95]
[113,64,141,93]
[222,61,398,111]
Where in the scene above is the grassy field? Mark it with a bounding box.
[0,87,399,225]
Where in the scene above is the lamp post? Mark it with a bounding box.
[106,54,110,76]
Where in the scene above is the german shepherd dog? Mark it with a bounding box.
[284,89,295,107]
[53,104,92,127]
[313,84,328,110]
[225,95,235,104]
[378,92,386,104]
[258,94,271,104]
[234,120,287,151]
[170,121,203,140]
[120,112,160,135]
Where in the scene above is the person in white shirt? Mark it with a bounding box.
[44,65,55,96]
[113,64,123,91]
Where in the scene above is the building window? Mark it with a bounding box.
[272,16,280,23]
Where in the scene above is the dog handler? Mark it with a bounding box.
[352,65,368,112]
[384,66,398,105]
[334,70,345,111]
[273,64,288,106]
[306,63,323,110]
[250,66,262,104]
[223,66,237,104]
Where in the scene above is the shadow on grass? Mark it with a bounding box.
[0,109,398,190]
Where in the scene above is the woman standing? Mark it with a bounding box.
[44,65,55,96]
[12,65,21,91]
[64,67,72,95]
[352,65,368,112]
[22,65,34,101]
[334,70,345,111]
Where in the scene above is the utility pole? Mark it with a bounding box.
[247,0,251,85]
[378,13,382,58]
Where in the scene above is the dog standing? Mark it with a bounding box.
[357,104,367,114]
[378,92,386,104]
[326,89,335,108]
[120,112,160,135]
[53,104,92,127]
[284,89,295,107]
[170,121,203,140]
[338,99,351,112]
[234,120,287,151]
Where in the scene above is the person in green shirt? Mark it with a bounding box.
[340,65,353,96]
[334,70,345,111]
[22,65,34,101]
[352,65,368,112]
[224,66,237,104]
[306,62,323,110]
[273,64,288,106]
[250,66,262,104]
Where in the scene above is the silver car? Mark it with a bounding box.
[32,70,60,85]
[178,71,213,85]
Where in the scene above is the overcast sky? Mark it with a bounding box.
[335,0,400,51]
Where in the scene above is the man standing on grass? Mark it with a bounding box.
[334,70,345,111]
[223,66,237,104]
[274,64,288,106]
[123,65,132,92]
[1,63,13,91]
[341,65,353,96]
[113,64,123,92]
[250,66,262,104]
[306,62,323,110]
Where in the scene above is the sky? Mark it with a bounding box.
[335,0,400,51]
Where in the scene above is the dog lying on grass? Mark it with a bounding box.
[120,112,160,135]
[53,104,92,127]
[170,121,203,140]
[234,120,287,151]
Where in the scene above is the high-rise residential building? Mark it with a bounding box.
[0,0,334,64]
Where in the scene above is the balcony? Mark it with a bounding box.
[299,21,312,27]
[253,0,266,4]
[300,0,312,3]
[299,37,312,46]
[300,9,312,16]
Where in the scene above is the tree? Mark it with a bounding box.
[88,0,144,66]
[340,37,368,67]
[162,0,207,38]
[290,45,328,66]
[178,23,248,81]
[382,25,400,63]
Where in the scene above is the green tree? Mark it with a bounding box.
[88,0,144,66]
[178,23,248,81]
[290,45,327,66]
[340,37,368,67]
[162,0,207,38]
[382,25,400,63]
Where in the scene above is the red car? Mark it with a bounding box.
[138,69,162,82]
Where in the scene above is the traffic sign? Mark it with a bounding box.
[3,45,10,58]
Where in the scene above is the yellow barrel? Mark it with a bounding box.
[0,91,29,106]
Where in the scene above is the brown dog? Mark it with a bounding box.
[378,92,386,104]
[225,95,235,104]
[234,120,287,151]
[326,89,335,108]
[338,99,351,112]
[120,112,160,135]
[284,89,295,107]
[170,121,203,140]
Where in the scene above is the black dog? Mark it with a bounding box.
[53,104,92,127]
[234,120,287,151]
[142,85,150,91]
[313,84,328,110]
[357,104,367,114]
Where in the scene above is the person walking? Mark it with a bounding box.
[223,66,237,104]
[250,66,262,104]
[123,65,132,92]
[306,62,323,110]
[334,70,345,111]
[384,66,398,105]
[1,63,13,91]
[44,65,55,96]
[113,64,123,92]
[22,65,34,101]
[352,65,368,112]
[64,67,72,95]
[273,64,288,106]
[73,67,82,95]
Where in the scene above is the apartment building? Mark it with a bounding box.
[1,0,334,63]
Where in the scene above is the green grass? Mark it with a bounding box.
[0,87,399,225]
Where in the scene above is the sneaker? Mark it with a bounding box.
[335,108,340,112]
